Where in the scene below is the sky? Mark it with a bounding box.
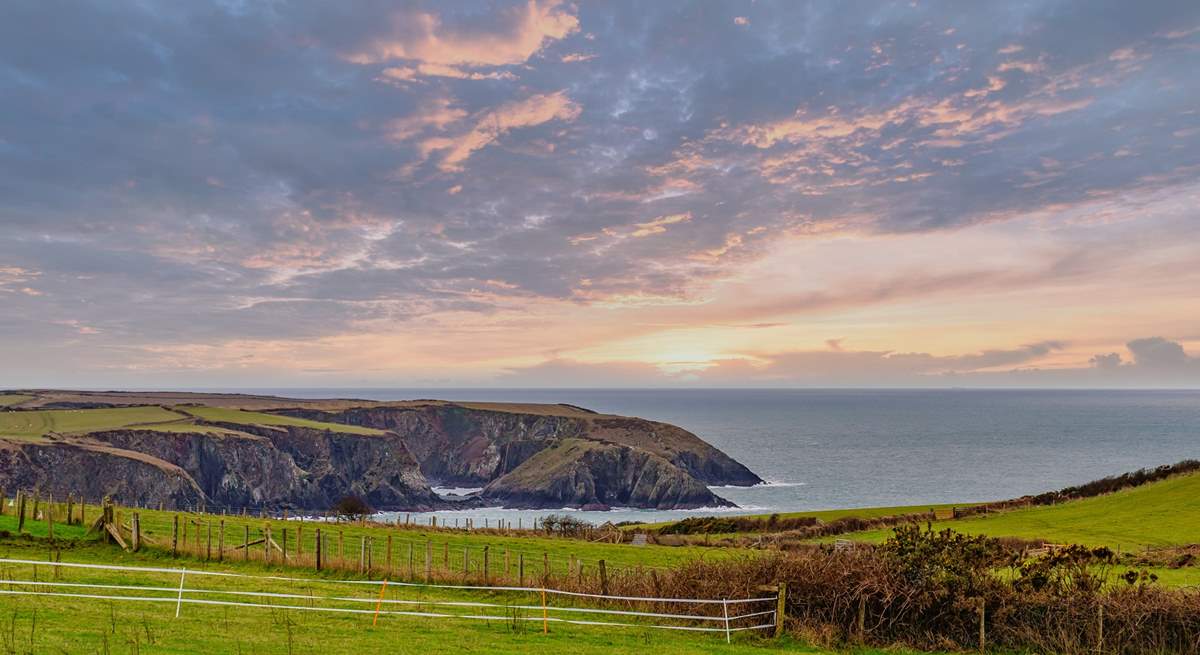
[1,0,1199,389]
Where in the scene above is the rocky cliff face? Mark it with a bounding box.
[0,440,204,507]
[0,393,761,512]
[273,403,761,509]
[480,439,733,510]
[85,425,444,510]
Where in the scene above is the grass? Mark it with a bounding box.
[634,502,976,532]
[181,406,386,435]
[0,539,829,655]
[0,406,189,441]
[0,500,722,577]
[832,471,1200,551]
[0,394,33,407]
[0,403,382,442]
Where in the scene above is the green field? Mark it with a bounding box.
[0,539,826,655]
[637,502,976,532]
[0,393,33,407]
[834,472,1200,551]
[0,404,385,441]
[0,406,190,440]
[182,406,386,435]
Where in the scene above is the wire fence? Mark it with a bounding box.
[0,557,779,642]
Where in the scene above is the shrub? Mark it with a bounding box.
[332,495,372,519]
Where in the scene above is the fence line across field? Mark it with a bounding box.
[0,557,773,604]
[0,557,780,641]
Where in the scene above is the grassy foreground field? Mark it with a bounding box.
[0,502,718,577]
[0,540,823,655]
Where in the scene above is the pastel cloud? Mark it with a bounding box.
[415,91,581,172]
[345,0,578,73]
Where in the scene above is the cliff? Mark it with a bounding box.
[480,439,733,510]
[0,390,762,511]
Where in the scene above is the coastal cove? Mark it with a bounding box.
[236,388,1200,525]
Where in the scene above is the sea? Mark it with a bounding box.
[240,388,1200,526]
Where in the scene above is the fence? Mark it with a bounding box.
[0,491,676,582]
[0,557,780,643]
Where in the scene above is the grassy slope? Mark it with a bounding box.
[183,406,386,435]
[838,472,1200,551]
[0,406,188,441]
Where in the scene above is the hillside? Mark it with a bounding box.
[838,469,1200,550]
[0,390,760,512]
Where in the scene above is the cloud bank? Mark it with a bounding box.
[1,1,1198,387]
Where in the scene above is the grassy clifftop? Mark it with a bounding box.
[0,404,386,441]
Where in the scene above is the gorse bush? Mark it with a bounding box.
[655,514,818,535]
[585,526,1200,654]
[332,495,372,519]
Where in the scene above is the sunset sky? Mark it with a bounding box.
[2,0,1199,388]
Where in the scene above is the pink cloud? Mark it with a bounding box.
[384,96,468,142]
[346,0,578,68]
[417,91,581,172]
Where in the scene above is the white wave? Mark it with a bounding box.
[707,480,806,490]
[431,486,484,496]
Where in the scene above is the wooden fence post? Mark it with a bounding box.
[297,525,303,561]
[424,540,432,583]
[599,559,608,596]
[0,487,5,516]
[1097,604,1104,653]
[463,546,469,574]
[281,527,288,561]
[504,549,510,582]
[16,491,25,533]
[978,598,986,652]
[205,521,212,561]
[131,512,141,552]
[483,545,489,582]
[338,531,344,568]
[519,553,525,586]
[443,542,449,571]
[359,535,366,573]
[243,524,250,562]
[775,582,787,639]
[172,515,179,557]
[47,494,54,539]
[65,494,72,525]
[218,520,225,561]
[315,529,323,571]
[857,594,866,642]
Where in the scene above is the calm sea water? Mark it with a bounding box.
[235,388,1200,526]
